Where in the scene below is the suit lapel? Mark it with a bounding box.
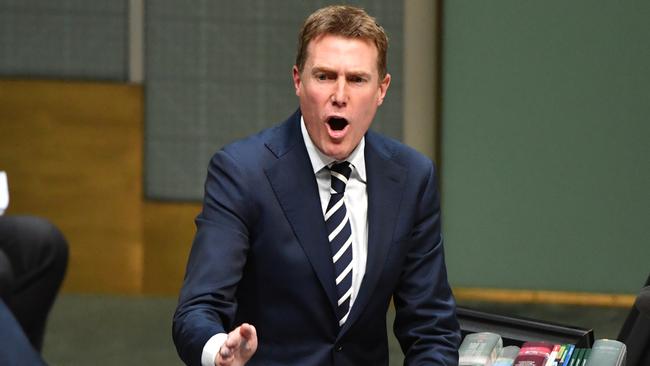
[263,113,338,312]
[340,131,407,335]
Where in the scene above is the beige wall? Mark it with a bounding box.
[403,0,439,162]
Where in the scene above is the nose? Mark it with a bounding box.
[331,78,348,107]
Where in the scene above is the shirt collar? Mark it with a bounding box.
[300,116,367,182]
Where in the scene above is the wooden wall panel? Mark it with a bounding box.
[0,80,144,293]
[142,201,200,294]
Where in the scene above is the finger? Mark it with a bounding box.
[224,328,242,349]
[239,323,255,339]
[219,344,232,359]
[219,329,242,363]
[242,324,257,343]
[239,323,258,353]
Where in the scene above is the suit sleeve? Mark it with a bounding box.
[172,150,252,366]
[392,161,461,365]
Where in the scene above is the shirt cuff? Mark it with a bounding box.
[201,333,228,366]
[0,171,8,215]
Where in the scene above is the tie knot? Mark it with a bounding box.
[329,162,352,194]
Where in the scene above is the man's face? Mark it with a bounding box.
[293,34,391,161]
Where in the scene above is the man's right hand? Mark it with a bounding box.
[215,323,258,366]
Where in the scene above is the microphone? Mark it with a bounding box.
[634,285,650,318]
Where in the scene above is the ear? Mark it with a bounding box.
[292,65,302,97]
[376,73,391,106]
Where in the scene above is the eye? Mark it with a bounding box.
[348,75,367,84]
[314,71,335,82]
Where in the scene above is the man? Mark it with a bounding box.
[173,5,460,366]
[0,215,68,351]
[0,299,47,366]
[0,172,69,364]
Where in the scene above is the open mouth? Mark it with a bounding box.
[327,117,349,131]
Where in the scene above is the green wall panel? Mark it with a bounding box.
[441,1,650,294]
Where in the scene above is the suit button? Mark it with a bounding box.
[336,345,343,352]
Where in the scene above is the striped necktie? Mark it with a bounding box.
[325,161,353,326]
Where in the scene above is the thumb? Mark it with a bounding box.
[238,323,258,353]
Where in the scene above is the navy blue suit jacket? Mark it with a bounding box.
[173,110,460,365]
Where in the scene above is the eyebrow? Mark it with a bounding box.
[311,66,373,79]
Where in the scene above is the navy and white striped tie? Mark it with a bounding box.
[325,161,353,326]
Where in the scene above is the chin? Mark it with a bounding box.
[323,141,355,160]
[330,150,351,161]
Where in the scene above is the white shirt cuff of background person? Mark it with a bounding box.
[202,333,228,366]
[0,171,9,216]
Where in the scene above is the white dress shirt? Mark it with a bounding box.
[201,117,369,366]
[299,117,368,313]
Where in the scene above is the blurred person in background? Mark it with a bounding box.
[0,170,69,360]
